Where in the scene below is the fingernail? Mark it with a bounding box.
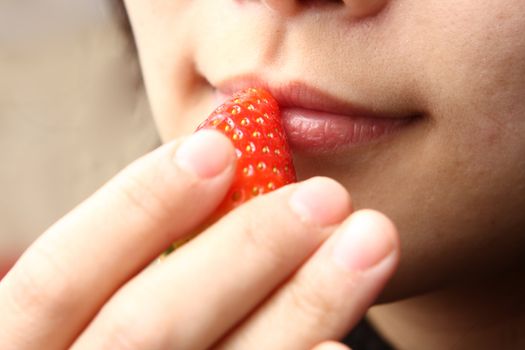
[174,130,234,178]
[289,177,351,226]
[332,210,395,271]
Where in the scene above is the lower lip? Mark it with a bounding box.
[281,107,411,155]
[214,90,411,155]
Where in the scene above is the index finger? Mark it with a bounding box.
[0,130,236,349]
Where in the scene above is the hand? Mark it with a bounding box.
[0,130,399,349]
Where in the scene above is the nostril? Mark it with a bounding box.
[301,0,344,3]
[259,0,388,18]
[300,0,345,7]
[261,0,300,15]
[342,0,389,18]
[261,0,388,17]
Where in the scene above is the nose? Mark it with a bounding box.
[261,0,390,18]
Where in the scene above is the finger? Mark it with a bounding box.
[0,130,236,349]
[312,341,352,350]
[215,210,399,349]
[72,177,352,350]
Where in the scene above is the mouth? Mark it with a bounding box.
[214,76,420,156]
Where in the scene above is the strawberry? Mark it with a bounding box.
[197,87,297,216]
[164,87,296,254]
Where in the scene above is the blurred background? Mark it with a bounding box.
[0,0,159,273]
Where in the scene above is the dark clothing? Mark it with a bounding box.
[343,320,394,350]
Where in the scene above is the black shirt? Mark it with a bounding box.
[342,320,394,350]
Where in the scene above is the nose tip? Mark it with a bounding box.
[261,0,389,18]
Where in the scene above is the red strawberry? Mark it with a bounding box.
[197,87,296,218]
[164,87,296,254]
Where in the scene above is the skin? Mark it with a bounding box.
[0,2,400,345]
[126,0,525,296]
[0,130,399,349]
[0,0,523,349]
[124,0,525,348]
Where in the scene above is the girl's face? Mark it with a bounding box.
[124,0,525,300]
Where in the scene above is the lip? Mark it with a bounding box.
[215,76,417,155]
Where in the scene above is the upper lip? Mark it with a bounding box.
[215,75,409,119]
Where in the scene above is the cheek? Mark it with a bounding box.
[342,1,525,299]
[420,1,525,129]
[422,0,525,235]
[387,2,525,297]
[124,0,203,141]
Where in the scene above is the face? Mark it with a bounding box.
[124,0,525,301]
